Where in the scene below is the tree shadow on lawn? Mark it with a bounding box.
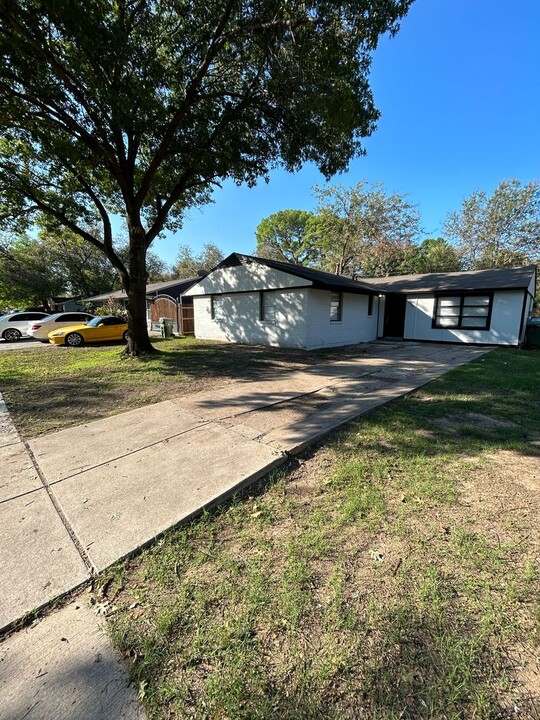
[5,375,140,437]
[3,340,352,437]
[145,338,373,378]
[5,345,540,446]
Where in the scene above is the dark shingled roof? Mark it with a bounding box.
[217,254,536,295]
[218,253,378,294]
[358,265,537,294]
[84,277,200,303]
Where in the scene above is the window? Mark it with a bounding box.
[433,294,492,330]
[330,292,342,322]
[260,291,276,323]
[58,313,88,322]
[368,295,374,317]
[211,296,225,320]
[11,313,41,321]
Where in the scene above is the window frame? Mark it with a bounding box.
[330,292,343,323]
[211,295,225,321]
[11,313,45,321]
[259,291,276,324]
[58,313,91,323]
[432,293,494,331]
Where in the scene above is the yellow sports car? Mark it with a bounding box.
[48,315,128,346]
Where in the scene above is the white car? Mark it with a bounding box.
[27,311,96,341]
[0,311,50,341]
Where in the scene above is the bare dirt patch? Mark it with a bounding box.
[97,348,540,719]
[434,412,519,433]
[462,450,540,542]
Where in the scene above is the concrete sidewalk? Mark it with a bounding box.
[0,394,90,631]
[0,342,490,720]
[0,599,146,720]
[1,342,489,630]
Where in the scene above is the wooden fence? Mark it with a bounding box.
[150,296,194,335]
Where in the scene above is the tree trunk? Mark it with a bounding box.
[123,225,155,356]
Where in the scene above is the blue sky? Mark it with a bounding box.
[152,0,540,266]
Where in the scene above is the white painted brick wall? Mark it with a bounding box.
[304,289,378,350]
[404,291,525,345]
[193,290,308,348]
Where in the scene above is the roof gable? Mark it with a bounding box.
[184,256,312,296]
[185,253,378,296]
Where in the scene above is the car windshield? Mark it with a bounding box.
[87,316,106,327]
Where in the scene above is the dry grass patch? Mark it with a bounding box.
[0,337,364,438]
[97,348,540,719]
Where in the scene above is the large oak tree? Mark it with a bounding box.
[0,0,412,354]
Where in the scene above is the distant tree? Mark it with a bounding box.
[0,226,171,309]
[255,210,319,265]
[313,182,421,276]
[444,179,540,269]
[0,1,412,354]
[407,238,462,274]
[174,243,224,278]
[36,225,121,297]
[0,234,63,310]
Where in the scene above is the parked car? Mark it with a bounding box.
[0,311,50,341]
[48,315,128,346]
[28,312,95,342]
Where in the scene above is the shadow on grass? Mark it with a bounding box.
[2,340,349,437]
[0,340,400,437]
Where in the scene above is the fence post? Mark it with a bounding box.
[177,300,183,336]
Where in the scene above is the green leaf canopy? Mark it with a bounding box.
[0,0,413,352]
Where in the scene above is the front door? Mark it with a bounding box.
[383,294,406,338]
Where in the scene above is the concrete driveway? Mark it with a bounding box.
[1,341,490,630]
[0,337,48,351]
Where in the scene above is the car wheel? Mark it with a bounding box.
[2,328,22,342]
[122,330,129,342]
[65,332,84,347]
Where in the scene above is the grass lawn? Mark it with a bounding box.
[94,348,540,720]
[0,337,340,438]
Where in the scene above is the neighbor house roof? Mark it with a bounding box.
[83,289,127,303]
[359,265,537,294]
[50,295,82,303]
[145,277,200,296]
[217,253,379,294]
[84,277,200,304]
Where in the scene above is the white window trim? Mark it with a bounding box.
[211,295,225,321]
[260,291,277,324]
[330,292,343,323]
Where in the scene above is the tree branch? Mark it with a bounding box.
[0,9,117,155]
[133,0,238,208]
